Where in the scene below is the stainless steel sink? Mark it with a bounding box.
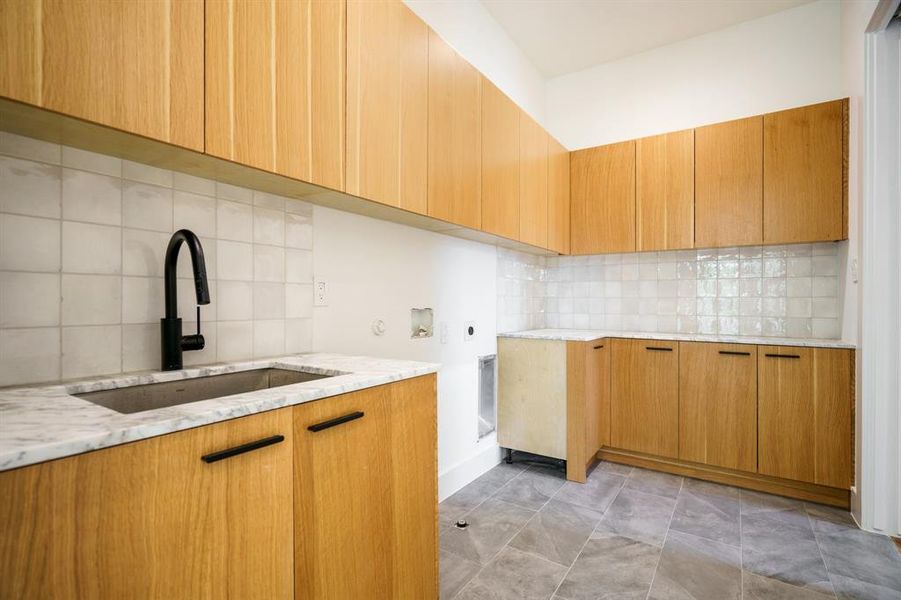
[75,368,332,414]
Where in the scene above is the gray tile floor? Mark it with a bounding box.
[439,461,901,600]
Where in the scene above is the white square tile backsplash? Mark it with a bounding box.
[498,242,844,339]
[0,132,314,386]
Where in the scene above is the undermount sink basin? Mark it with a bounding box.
[75,368,332,414]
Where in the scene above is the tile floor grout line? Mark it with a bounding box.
[449,464,563,600]
[449,462,531,529]
[643,476,684,600]
[804,503,840,598]
[548,474,630,600]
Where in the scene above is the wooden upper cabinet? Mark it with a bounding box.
[571,141,636,254]
[519,111,549,247]
[679,342,757,472]
[547,137,571,254]
[480,78,520,239]
[346,0,428,213]
[205,0,345,189]
[0,0,204,150]
[0,408,294,599]
[428,32,481,229]
[294,376,438,599]
[636,130,694,251]
[695,116,763,248]
[763,100,846,244]
[758,347,852,488]
[610,338,679,458]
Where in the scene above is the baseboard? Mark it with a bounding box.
[599,448,850,508]
[438,443,503,502]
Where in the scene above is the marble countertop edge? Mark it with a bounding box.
[497,329,856,348]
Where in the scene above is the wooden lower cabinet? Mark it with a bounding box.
[0,408,294,599]
[758,347,853,488]
[679,342,757,472]
[566,340,609,482]
[293,375,438,599]
[610,338,679,458]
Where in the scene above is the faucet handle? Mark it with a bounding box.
[180,306,205,352]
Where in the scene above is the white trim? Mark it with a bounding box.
[860,18,901,536]
[437,442,503,502]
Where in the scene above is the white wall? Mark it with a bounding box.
[403,0,547,127]
[546,0,844,150]
[311,207,501,499]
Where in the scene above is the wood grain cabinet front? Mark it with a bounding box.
[758,346,853,488]
[763,99,846,244]
[293,375,438,600]
[547,136,572,255]
[679,342,758,473]
[205,0,345,190]
[519,111,549,248]
[636,129,694,251]
[346,0,428,214]
[0,408,294,600]
[570,141,636,254]
[0,0,204,150]
[480,78,520,239]
[610,338,679,458]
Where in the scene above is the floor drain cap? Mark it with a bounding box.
[455,519,469,529]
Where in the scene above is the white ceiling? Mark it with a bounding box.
[480,0,816,78]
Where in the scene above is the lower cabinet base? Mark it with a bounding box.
[598,448,850,508]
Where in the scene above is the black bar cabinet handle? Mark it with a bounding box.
[308,411,365,432]
[201,434,285,463]
[593,345,604,350]
[719,350,751,356]
[646,346,673,352]
[765,353,801,359]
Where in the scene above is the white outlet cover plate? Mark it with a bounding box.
[314,281,328,306]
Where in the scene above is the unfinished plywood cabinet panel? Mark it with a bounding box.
[679,342,757,472]
[636,129,694,251]
[294,376,438,599]
[0,0,204,150]
[428,32,482,229]
[758,346,852,488]
[206,0,345,189]
[547,137,571,254]
[610,338,679,458]
[570,141,636,254]
[763,99,845,244]
[0,408,294,599]
[481,78,520,239]
[346,0,428,214]
[519,111,549,248]
[695,116,764,247]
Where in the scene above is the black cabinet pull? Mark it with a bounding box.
[593,345,604,350]
[308,411,365,432]
[719,350,751,356]
[765,353,801,359]
[646,346,673,352]
[201,434,285,463]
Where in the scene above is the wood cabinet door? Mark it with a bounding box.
[547,136,571,254]
[571,141,636,254]
[206,0,345,189]
[695,116,763,248]
[679,342,757,472]
[481,78,520,239]
[428,31,481,229]
[0,409,294,600]
[0,0,204,150]
[758,347,852,487]
[610,338,679,458]
[346,0,428,213]
[519,111,549,247]
[294,376,438,599]
[636,130,694,251]
[566,340,609,482]
[763,100,845,244]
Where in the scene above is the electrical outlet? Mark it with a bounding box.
[439,322,448,344]
[314,281,328,306]
[463,321,476,342]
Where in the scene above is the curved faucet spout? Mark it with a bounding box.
[164,229,210,319]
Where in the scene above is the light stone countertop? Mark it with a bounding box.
[498,328,856,348]
[0,353,438,472]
